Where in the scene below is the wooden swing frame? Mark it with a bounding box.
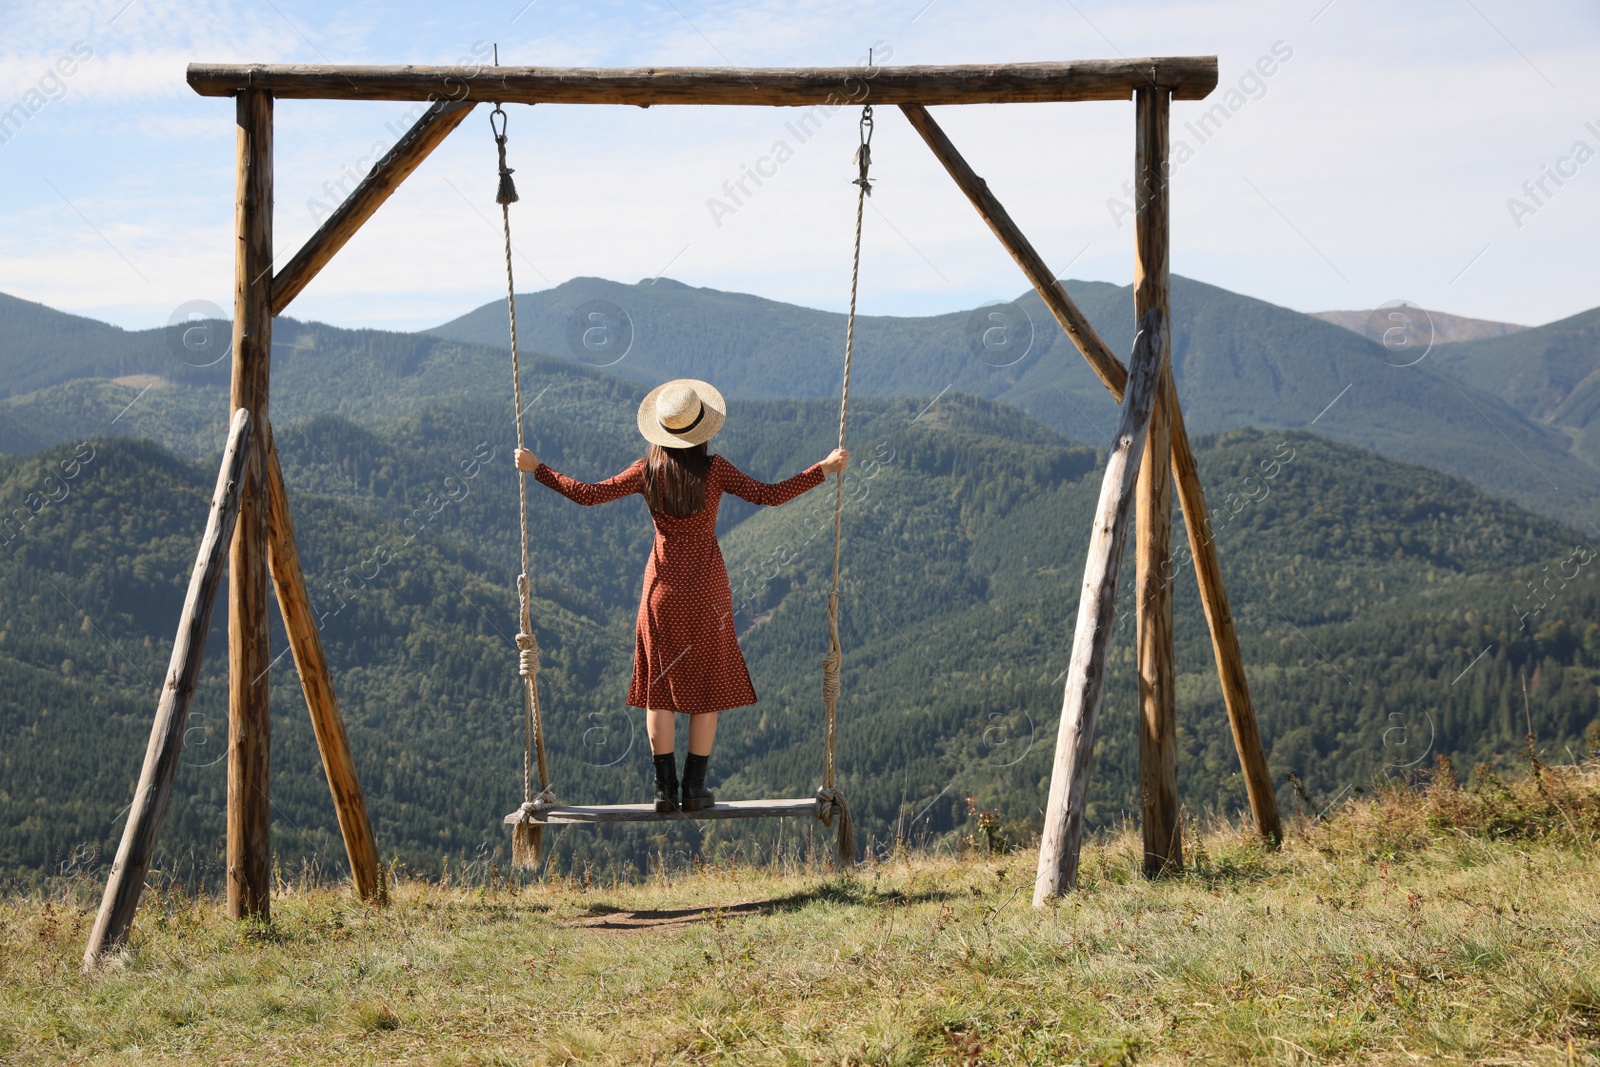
[84,55,1279,965]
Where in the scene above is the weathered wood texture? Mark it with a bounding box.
[265,438,385,903]
[187,58,1219,105]
[900,100,1281,845]
[504,799,819,825]
[227,88,274,922]
[1034,309,1168,905]
[82,410,255,968]
[1169,400,1284,844]
[1133,88,1182,879]
[271,100,475,315]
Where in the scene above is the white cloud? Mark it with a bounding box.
[0,0,1597,329]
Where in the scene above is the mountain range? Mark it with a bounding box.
[425,276,1600,527]
[1310,306,1529,345]
[1,278,1597,885]
[5,273,1595,525]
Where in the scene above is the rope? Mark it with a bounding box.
[517,630,541,679]
[494,101,552,868]
[818,104,872,867]
[513,788,560,819]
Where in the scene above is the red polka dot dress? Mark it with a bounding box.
[534,455,825,714]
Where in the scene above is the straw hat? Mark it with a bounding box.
[636,379,726,448]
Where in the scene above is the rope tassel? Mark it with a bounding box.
[496,159,519,206]
[816,788,855,867]
[511,821,542,869]
[491,104,519,206]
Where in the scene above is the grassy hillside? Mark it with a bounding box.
[2,362,1598,888]
[5,765,1600,1064]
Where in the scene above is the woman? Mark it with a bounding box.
[514,378,848,813]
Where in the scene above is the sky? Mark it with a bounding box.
[0,0,1596,334]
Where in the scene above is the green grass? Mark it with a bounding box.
[4,768,1600,1065]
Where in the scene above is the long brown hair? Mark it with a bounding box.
[642,443,711,518]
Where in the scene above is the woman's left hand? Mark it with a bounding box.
[819,448,850,474]
[514,448,539,473]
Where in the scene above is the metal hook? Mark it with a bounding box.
[490,104,508,141]
[853,103,874,193]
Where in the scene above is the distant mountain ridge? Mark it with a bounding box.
[1311,306,1530,345]
[425,274,1600,525]
[1429,306,1600,470]
[3,277,1598,526]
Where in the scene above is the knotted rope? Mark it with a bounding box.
[515,788,560,818]
[517,628,540,680]
[493,101,553,870]
[818,104,873,867]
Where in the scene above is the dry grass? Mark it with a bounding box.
[4,767,1600,1065]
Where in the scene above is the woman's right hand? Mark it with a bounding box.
[514,448,539,473]
[819,448,850,475]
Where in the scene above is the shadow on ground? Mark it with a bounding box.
[567,880,957,932]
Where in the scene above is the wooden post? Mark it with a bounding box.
[1034,309,1167,905]
[908,93,1280,857]
[1133,88,1181,878]
[83,411,255,968]
[265,436,385,903]
[901,99,1281,848]
[228,87,274,922]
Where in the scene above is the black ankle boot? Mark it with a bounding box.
[681,752,714,812]
[652,753,680,814]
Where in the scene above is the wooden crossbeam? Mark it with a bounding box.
[899,102,1282,846]
[272,99,475,315]
[83,410,254,967]
[187,58,1219,106]
[504,799,818,825]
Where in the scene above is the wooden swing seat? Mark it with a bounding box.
[503,798,818,825]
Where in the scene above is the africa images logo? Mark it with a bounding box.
[0,42,94,147]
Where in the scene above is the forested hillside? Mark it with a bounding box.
[3,356,1596,887]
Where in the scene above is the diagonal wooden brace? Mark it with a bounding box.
[84,409,255,968]
[271,98,476,315]
[264,430,385,903]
